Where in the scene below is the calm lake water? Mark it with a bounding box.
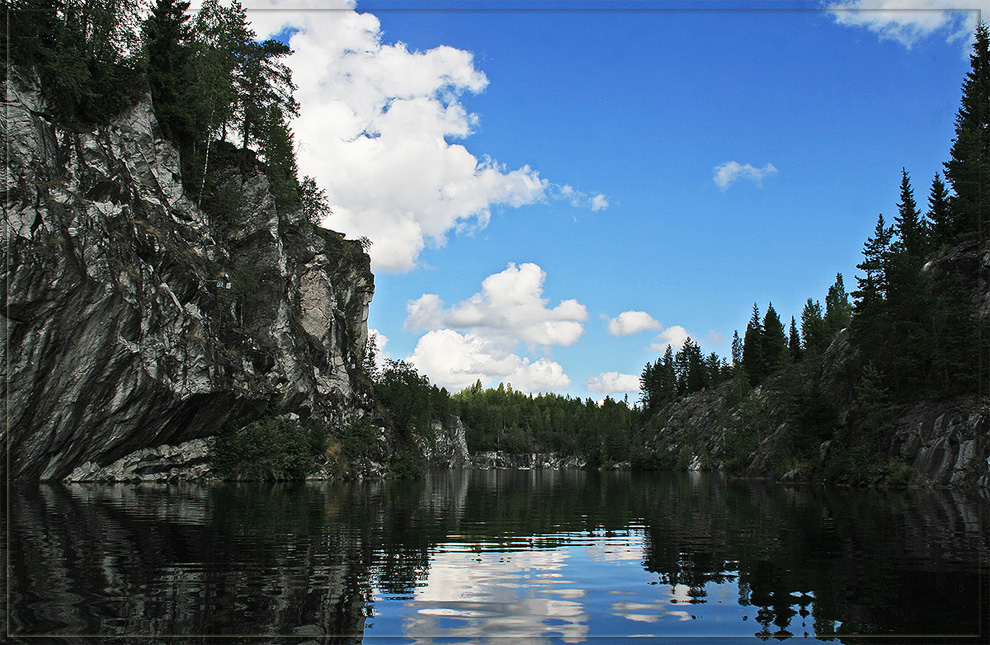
[5,470,988,643]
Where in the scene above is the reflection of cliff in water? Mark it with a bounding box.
[7,483,370,640]
[6,472,988,642]
[633,475,989,642]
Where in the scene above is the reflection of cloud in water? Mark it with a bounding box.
[400,547,589,643]
[582,531,643,563]
[611,600,693,623]
[670,584,694,603]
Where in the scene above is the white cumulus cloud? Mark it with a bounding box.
[405,262,587,346]
[240,2,604,273]
[713,161,778,191]
[408,329,570,393]
[824,0,979,48]
[403,262,584,393]
[647,325,690,353]
[585,372,641,395]
[607,311,663,337]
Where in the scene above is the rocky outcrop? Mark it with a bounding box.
[471,451,586,470]
[2,68,374,481]
[890,397,989,487]
[638,359,989,487]
[419,414,472,469]
[63,438,212,483]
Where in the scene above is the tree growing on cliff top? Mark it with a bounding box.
[6,0,145,124]
[925,173,953,251]
[142,0,196,146]
[893,170,924,257]
[944,21,990,239]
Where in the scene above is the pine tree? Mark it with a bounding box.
[853,215,894,308]
[234,37,299,152]
[944,22,990,239]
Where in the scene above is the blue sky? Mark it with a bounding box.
[245,1,981,400]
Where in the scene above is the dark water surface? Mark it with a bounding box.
[5,470,988,643]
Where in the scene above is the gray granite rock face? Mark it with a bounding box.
[418,415,472,469]
[2,69,374,481]
[63,438,212,483]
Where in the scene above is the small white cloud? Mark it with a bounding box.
[550,184,610,211]
[713,161,778,191]
[586,372,641,394]
[408,329,570,393]
[405,262,587,346]
[647,325,690,353]
[824,0,978,48]
[706,330,727,347]
[607,311,663,337]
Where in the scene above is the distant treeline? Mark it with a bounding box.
[361,358,638,470]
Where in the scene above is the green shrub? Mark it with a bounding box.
[885,457,914,487]
[675,445,694,470]
[387,446,425,479]
[202,180,245,225]
[211,414,327,480]
[336,417,377,460]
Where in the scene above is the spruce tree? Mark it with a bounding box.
[823,273,852,337]
[925,173,953,250]
[944,22,990,239]
[788,316,802,362]
[658,346,677,405]
[731,330,743,373]
[893,169,925,257]
[853,215,893,310]
[800,298,826,356]
[743,304,765,386]
[761,303,788,373]
[142,0,195,145]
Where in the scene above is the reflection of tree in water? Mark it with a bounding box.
[633,477,988,641]
[8,472,988,641]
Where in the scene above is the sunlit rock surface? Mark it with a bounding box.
[2,68,374,481]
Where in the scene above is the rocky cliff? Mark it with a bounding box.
[637,240,990,487]
[2,68,375,481]
[641,378,989,487]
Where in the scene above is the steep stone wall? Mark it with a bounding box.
[639,358,989,487]
[2,69,374,481]
[418,415,472,469]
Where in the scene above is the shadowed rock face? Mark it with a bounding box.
[1,69,375,481]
